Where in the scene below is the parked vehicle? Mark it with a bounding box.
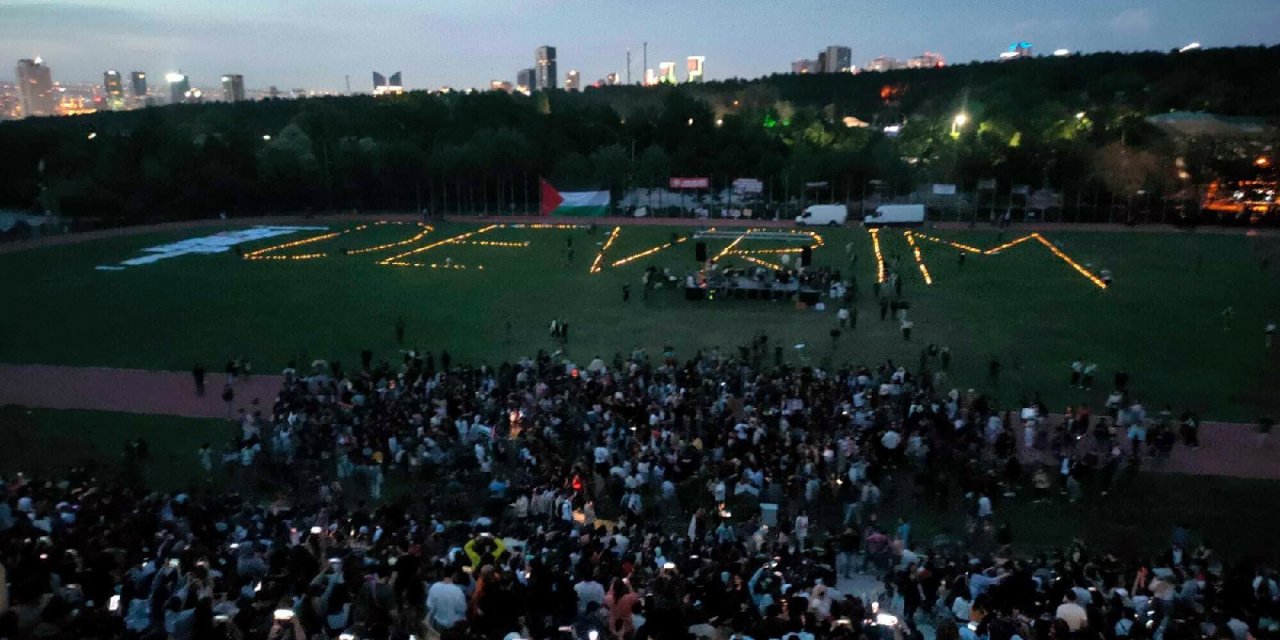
[864,204,925,226]
[796,204,848,226]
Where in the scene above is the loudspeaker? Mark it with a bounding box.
[800,247,812,266]
[695,241,707,262]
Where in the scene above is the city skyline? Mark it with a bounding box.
[2,0,1279,91]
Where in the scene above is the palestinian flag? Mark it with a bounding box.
[540,179,610,217]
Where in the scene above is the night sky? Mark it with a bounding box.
[4,0,1279,91]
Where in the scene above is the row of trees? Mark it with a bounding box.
[0,46,1277,221]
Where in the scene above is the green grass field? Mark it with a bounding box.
[3,220,1279,420]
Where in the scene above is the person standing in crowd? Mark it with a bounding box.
[192,363,206,397]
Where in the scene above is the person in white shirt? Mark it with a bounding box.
[426,573,468,631]
[1055,591,1089,631]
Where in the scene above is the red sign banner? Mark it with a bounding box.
[669,177,710,189]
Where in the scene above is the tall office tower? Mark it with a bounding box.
[565,70,580,91]
[16,58,56,117]
[536,46,557,90]
[103,69,125,110]
[658,62,677,84]
[372,72,403,96]
[166,72,191,104]
[824,46,852,73]
[129,71,147,97]
[686,56,705,82]
[516,68,536,94]
[221,74,246,102]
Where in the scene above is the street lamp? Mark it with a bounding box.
[950,112,969,138]
[262,134,272,141]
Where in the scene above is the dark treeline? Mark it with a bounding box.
[1,46,1278,221]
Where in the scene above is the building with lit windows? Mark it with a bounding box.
[536,46,557,90]
[490,80,513,93]
[516,68,536,94]
[222,74,245,102]
[372,72,403,96]
[658,62,677,84]
[906,52,946,68]
[16,58,56,118]
[103,70,125,110]
[165,72,191,104]
[565,69,580,92]
[130,71,147,97]
[686,56,705,82]
[791,58,819,74]
[823,46,852,73]
[605,72,619,86]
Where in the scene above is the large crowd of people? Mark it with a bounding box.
[1,340,1276,640]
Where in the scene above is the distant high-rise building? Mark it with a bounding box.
[490,80,513,93]
[165,72,190,104]
[565,69,580,91]
[516,68,536,94]
[372,71,403,96]
[536,46,557,90]
[866,56,900,72]
[791,59,819,74]
[268,86,280,99]
[906,52,946,69]
[644,68,658,86]
[221,74,245,102]
[129,71,147,97]
[686,56,705,82]
[658,62,677,84]
[16,58,56,118]
[103,69,125,110]
[605,72,619,86]
[824,46,852,73]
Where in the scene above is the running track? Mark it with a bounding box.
[0,363,1275,480]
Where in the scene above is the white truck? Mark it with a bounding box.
[795,204,848,226]
[864,204,925,227]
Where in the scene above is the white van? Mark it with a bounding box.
[864,204,925,227]
[795,204,848,226]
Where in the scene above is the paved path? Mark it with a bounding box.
[0,364,283,420]
[0,363,1276,480]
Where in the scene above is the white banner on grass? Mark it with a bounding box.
[99,226,328,270]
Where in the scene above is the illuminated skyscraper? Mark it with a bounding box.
[824,46,852,73]
[16,58,56,118]
[166,72,190,104]
[536,46,557,90]
[565,70,580,92]
[129,71,147,97]
[658,62,677,84]
[221,74,245,102]
[686,56,705,82]
[103,69,125,110]
[516,68,536,94]
[372,71,403,96]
